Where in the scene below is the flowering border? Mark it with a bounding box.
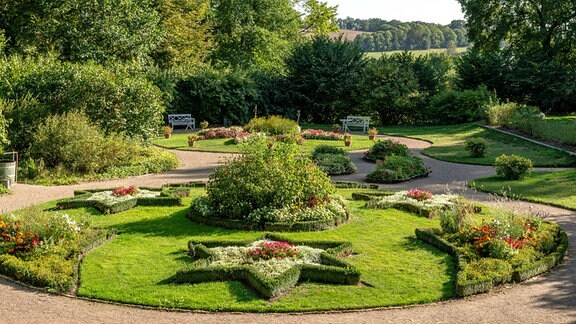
[170,233,360,299]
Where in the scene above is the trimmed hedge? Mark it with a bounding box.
[351,192,394,201]
[173,234,359,299]
[57,187,183,214]
[333,182,379,189]
[415,225,568,297]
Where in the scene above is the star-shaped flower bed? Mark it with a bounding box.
[170,234,361,299]
[56,186,184,214]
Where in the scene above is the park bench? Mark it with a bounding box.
[168,114,195,131]
[340,116,370,133]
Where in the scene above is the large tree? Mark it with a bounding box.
[459,0,576,112]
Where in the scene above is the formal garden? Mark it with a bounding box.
[0,0,575,317]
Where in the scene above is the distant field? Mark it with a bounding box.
[366,47,468,58]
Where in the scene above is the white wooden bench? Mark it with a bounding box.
[168,114,195,131]
[340,116,370,133]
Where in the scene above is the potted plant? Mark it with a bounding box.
[188,134,199,147]
[343,133,352,147]
[200,120,209,129]
[163,126,173,139]
[332,124,341,133]
[368,128,378,140]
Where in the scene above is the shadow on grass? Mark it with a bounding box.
[112,209,258,238]
[402,236,457,299]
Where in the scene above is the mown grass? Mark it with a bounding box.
[470,170,576,210]
[378,123,576,167]
[74,188,456,312]
[152,134,376,154]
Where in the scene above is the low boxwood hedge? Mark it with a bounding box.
[57,187,183,214]
[415,223,568,297]
[172,234,359,299]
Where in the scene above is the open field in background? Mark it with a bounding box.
[366,47,468,58]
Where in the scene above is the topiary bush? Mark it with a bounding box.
[244,115,300,136]
[364,139,410,162]
[366,155,429,183]
[190,136,347,231]
[465,137,488,158]
[494,154,533,180]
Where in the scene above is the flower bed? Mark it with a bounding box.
[0,210,109,293]
[366,155,430,183]
[198,126,243,140]
[366,190,460,218]
[57,186,183,214]
[364,139,410,162]
[301,129,343,141]
[170,234,360,299]
[312,145,356,175]
[416,211,568,297]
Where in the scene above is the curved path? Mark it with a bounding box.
[0,137,574,323]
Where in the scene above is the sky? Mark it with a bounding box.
[323,0,465,25]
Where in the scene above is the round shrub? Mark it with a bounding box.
[364,139,410,162]
[465,137,488,158]
[29,111,177,178]
[313,153,357,175]
[245,115,300,136]
[366,155,429,183]
[312,145,346,157]
[494,154,533,180]
[190,137,347,230]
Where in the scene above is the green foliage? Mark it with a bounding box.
[367,155,429,183]
[196,136,336,222]
[465,137,488,158]
[286,36,367,123]
[458,258,512,284]
[300,0,339,35]
[0,56,164,153]
[494,154,533,180]
[427,86,495,124]
[151,0,213,69]
[364,139,410,162]
[344,18,469,51]
[173,68,258,125]
[314,154,356,175]
[0,0,163,65]
[209,0,301,71]
[245,116,300,136]
[0,98,10,155]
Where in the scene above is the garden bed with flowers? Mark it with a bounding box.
[57,185,185,214]
[366,189,463,218]
[171,234,359,299]
[364,140,431,183]
[415,202,568,297]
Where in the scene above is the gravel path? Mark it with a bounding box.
[0,137,574,324]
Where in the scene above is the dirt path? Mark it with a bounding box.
[0,138,574,323]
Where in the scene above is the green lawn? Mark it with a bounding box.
[378,124,576,167]
[73,188,456,312]
[469,170,576,210]
[153,134,375,154]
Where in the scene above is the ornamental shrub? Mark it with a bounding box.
[364,139,410,162]
[196,136,337,221]
[465,137,488,158]
[494,154,533,180]
[312,145,356,176]
[427,86,495,124]
[366,155,429,183]
[245,115,300,136]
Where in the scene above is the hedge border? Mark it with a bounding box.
[172,234,359,299]
[57,187,183,214]
[351,192,394,201]
[333,181,379,189]
[415,225,568,297]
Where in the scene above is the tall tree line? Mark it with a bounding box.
[338,18,468,52]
